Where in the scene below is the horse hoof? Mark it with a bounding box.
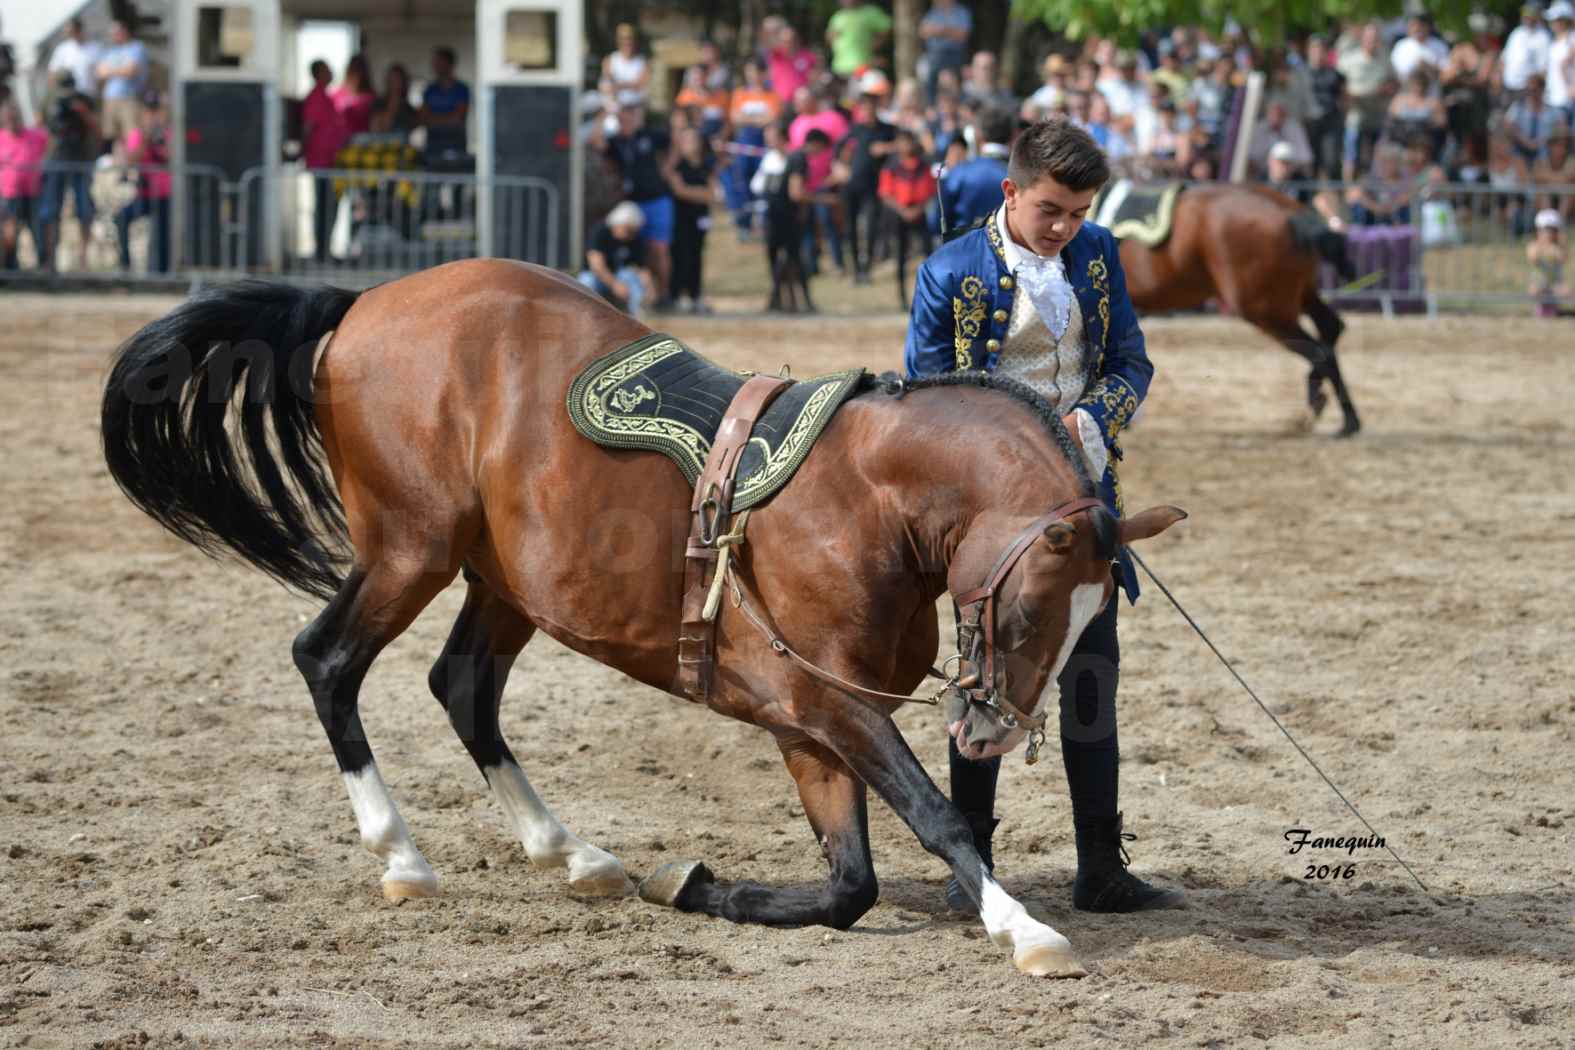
[638,860,712,909]
[1013,942,1088,979]
[568,858,636,898]
[382,877,439,902]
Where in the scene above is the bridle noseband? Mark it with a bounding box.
[948,496,1107,764]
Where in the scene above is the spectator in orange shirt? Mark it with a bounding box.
[723,58,782,235]
[878,128,938,307]
[674,65,730,139]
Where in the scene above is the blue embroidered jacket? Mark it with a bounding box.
[938,156,1008,234]
[904,216,1153,601]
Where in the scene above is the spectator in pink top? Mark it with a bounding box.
[769,26,819,105]
[333,54,376,136]
[0,100,48,269]
[115,92,171,272]
[302,59,347,262]
[787,86,848,274]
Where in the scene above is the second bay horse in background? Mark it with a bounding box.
[1118,183,1363,436]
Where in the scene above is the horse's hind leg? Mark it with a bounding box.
[293,559,457,900]
[429,575,633,896]
[1301,289,1360,436]
[643,737,877,928]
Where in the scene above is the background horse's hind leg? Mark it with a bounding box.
[1301,290,1360,436]
[293,560,457,900]
[645,737,877,928]
[429,576,633,896]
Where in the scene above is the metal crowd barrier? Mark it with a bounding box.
[1,161,560,285]
[238,165,560,286]
[1282,178,1575,314]
[0,160,225,279]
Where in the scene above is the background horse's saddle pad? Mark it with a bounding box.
[1092,180,1183,247]
[567,334,866,510]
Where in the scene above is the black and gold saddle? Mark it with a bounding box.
[567,334,866,510]
[1092,180,1183,247]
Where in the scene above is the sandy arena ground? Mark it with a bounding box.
[1,291,1573,1049]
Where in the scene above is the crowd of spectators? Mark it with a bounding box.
[0,17,169,273]
[577,1,1575,315]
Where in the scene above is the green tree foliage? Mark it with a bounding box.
[1012,0,1481,46]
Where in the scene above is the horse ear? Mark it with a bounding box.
[1042,521,1077,553]
[1118,505,1188,545]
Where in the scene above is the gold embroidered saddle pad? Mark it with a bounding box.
[567,334,867,511]
[1092,180,1183,248]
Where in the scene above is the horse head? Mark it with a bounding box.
[946,503,1187,761]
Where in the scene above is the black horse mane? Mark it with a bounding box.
[863,370,1097,496]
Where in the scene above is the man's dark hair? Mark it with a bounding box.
[434,46,457,67]
[804,128,832,148]
[1007,117,1109,192]
[980,107,1016,147]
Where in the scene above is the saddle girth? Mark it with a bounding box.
[677,375,792,701]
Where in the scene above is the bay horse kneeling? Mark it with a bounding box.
[100,260,1184,977]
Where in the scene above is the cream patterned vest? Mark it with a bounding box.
[993,279,1090,416]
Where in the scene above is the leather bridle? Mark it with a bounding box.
[947,495,1107,762]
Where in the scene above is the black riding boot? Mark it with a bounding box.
[1071,812,1186,912]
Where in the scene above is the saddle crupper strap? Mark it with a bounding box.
[677,374,792,701]
[951,496,1107,738]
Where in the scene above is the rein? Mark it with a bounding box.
[716,496,1106,754]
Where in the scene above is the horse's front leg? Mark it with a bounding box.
[824,700,1087,978]
[641,736,877,929]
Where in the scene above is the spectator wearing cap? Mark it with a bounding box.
[604,99,674,301]
[1030,54,1072,113]
[47,18,99,99]
[1501,4,1552,95]
[96,18,148,150]
[768,26,819,107]
[937,106,1011,235]
[1389,15,1449,83]
[1506,74,1565,164]
[1265,139,1346,231]
[1547,2,1575,118]
[579,200,654,315]
[919,0,973,102]
[1527,207,1567,314]
[827,0,892,79]
[839,77,897,283]
[602,25,650,102]
[115,91,171,273]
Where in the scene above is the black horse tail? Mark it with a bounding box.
[101,281,361,599]
[1288,209,1354,282]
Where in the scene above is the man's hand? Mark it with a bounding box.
[612,280,631,302]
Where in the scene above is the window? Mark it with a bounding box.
[196,5,255,69]
[504,9,558,72]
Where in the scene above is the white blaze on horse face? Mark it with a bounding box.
[484,761,634,895]
[1033,581,1106,716]
[978,865,1073,958]
[343,765,438,894]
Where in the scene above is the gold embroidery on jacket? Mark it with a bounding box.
[952,275,987,370]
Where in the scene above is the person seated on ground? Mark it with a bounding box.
[578,200,654,316]
[1265,140,1346,231]
[1528,208,1569,316]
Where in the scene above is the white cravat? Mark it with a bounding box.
[994,206,1109,481]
